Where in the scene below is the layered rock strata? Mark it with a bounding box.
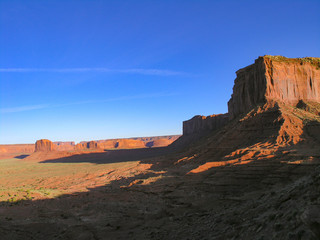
[177,56,320,148]
[35,139,55,152]
[0,144,34,154]
[228,56,320,119]
[96,135,181,149]
[183,114,229,136]
[53,141,75,151]
[75,141,101,150]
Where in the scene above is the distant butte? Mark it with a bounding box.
[0,135,181,158]
[35,139,55,152]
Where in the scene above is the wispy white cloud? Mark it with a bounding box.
[0,67,186,76]
[0,92,179,114]
[0,104,49,113]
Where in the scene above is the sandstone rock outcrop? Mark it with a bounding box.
[53,141,75,151]
[171,114,229,149]
[0,144,35,159]
[87,141,100,149]
[114,139,146,149]
[146,138,173,148]
[0,144,34,154]
[183,114,229,136]
[97,140,117,149]
[175,56,320,149]
[70,136,181,151]
[54,141,75,146]
[228,56,320,119]
[96,135,181,149]
[75,141,101,150]
[35,139,55,152]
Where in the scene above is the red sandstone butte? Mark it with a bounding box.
[35,139,55,152]
[75,141,101,150]
[53,141,75,151]
[97,136,181,149]
[183,114,229,136]
[115,139,146,149]
[87,141,100,149]
[228,56,320,119]
[147,138,173,148]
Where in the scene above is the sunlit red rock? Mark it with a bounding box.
[35,139,55,152]
[53,141,75,151]
[75,141,101,150]
[228,56,320,119]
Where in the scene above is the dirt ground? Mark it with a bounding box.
[0,142,319,240]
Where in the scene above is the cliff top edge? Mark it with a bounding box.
[263,55,320,67]
[236,55,320,74]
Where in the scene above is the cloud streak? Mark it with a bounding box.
[0,67,186,76]
[0,92,178,114]
[0,104,49,113]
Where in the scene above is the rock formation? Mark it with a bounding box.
[114,139,146,149]
[96,135,181,149]
[0,136,181,158]
[228,56,320,119]
[87,141,100,149]
[0,144,35,159]
[174,56,320,150]
[183,114,229,136]
[54,141,75,146]
[75,141,101,150]
[146,138,174,148]
[97,140,118,149]
[171,114,228,149]
[35,139,55,152]
[0,144,34,154]
[53,141,75,151]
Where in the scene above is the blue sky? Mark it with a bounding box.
[1,0,319,144]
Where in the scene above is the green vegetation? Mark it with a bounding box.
[0,156,139,205]
[264,55,320,68]
[284,103,320,123]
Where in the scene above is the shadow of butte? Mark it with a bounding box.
[39,147,172,164]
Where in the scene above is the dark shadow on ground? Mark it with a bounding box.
[40,147,175,164]
[305,120,320,143]
[14,154,30,159]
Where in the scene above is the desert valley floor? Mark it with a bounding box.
[0,137,319,239]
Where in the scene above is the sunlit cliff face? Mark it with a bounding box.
[228,56,320,119]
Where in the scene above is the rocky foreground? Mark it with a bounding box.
[0,56,319,239]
